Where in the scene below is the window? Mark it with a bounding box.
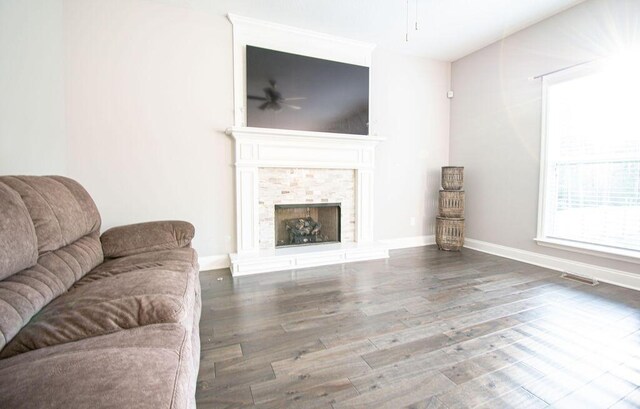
[537,56,640,261]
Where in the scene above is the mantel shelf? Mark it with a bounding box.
[228,125,381,171]
[225,126,386,143]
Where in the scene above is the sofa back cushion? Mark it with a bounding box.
[0,176,103,352]
[0,183,38,280]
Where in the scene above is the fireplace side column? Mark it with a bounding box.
[356,146,376,243]
[356,168,374,243]
[234,139,260,255]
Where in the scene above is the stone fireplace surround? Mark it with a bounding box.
[227,127,389,275]
[259,168,355,249]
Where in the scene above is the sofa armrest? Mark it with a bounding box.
[101,220,195,258]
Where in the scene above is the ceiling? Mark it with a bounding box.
[206,0,586,61]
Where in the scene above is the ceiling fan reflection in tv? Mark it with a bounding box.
[247,79,305,112]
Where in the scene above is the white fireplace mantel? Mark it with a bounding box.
[227,126,384,170]
[227,126,389,275]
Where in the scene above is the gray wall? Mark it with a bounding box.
[373,51,450,240]
[450,0,640,273]
[0,0,451,257]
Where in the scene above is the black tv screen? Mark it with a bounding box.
[246,46,369,135]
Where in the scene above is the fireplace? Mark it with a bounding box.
[275,203,341,247]
[226,127,388,275]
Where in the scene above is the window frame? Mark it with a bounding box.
[535,60,640,264]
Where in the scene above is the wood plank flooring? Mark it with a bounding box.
[196,246,640,409]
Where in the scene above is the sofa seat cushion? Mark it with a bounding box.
[0,232,104,353]
[81,247,198,286]
[0,324,194,409]
[0,248,198,358]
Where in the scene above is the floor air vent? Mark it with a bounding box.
[561,272,598,286]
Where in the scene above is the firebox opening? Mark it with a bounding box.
[275,203,341,248]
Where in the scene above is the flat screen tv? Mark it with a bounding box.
[246,46,369,135]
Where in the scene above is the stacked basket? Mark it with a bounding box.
[436,166,465,251]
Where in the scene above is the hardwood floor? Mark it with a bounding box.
[196,246,640,409]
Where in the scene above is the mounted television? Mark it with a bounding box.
[245,46,369,135]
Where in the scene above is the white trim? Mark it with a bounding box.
[198,255,230,271]
[356,169,375,243]
[535,237,640,264]
[226,127,383,171]
[536,59,639,261]
[535,72,550,242]
[464,238,640,292]
[227,13,376,132]
[227,14,376,56]
[380,235,436,250]
[229,242,389,276]
[226,126,385,142]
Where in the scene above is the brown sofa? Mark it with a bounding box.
[0,176,201,408]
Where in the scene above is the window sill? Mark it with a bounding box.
[534,237,640,265]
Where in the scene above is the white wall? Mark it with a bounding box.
[0,0,66,175]
[0,0,451,257]
[450,0,640,274]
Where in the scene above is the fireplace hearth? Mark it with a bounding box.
[275,203,341,247]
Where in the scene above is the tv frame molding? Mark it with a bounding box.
[227,13,378,137]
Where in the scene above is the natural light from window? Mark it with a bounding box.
[539,52,640,257]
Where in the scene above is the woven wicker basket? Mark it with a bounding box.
[436,217,465,251]
[438,190,465,218]
[441,166,464,190]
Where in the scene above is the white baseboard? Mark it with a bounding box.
[198,254,230,271]
[380,235,436,250]
[464,238,640,292]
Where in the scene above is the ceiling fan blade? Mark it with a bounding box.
[282,103,301,110]
[248,95,267,101]
[258,102,270,110]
